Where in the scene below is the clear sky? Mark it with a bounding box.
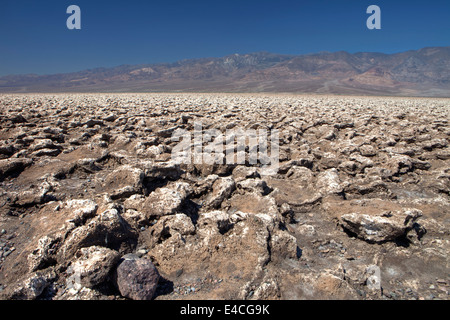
[0,0,449,76]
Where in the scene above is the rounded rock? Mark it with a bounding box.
[115,257,160,300]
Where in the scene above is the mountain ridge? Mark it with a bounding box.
[1,47,449,97]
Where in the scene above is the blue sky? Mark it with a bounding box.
[0,0,449,76]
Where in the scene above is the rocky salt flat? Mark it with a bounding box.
[0,93,449,300]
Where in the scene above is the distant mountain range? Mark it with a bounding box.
[1,47,449,96]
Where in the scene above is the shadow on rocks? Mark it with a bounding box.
[153,276,174,298]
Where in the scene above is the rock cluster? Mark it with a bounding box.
[0,93,449,300]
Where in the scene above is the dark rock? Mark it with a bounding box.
[115,256,160,300]
[0,144,15,158]
[9,114,27,123]
[84,119,104,128]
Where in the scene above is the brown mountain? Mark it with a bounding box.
[0,47,449,96]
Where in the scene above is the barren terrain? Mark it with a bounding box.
[0,93,449,300]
